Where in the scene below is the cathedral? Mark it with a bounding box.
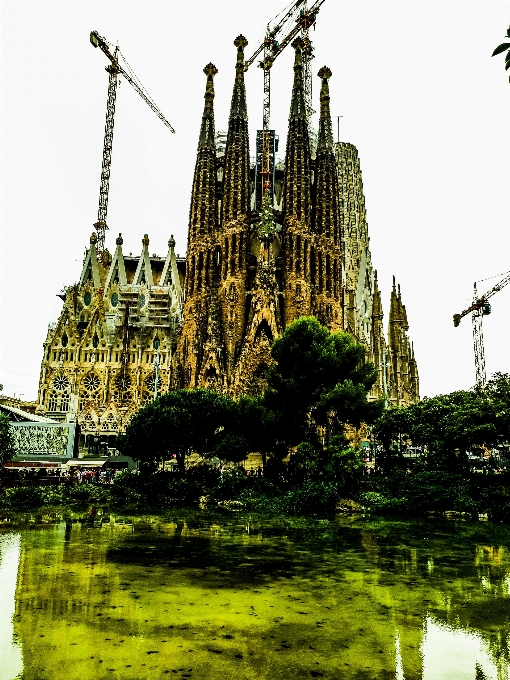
[35,35,419,446]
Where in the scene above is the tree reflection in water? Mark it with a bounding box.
[3,513,510,679]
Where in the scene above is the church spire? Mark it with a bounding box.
[317,66,334,150]
[283,38,312,228]
[221,35,250,226]
[289,37,307,121]
[189,64,218,239]
[198,62,218,149]
[314,66,340,239]
[230,34,248,119]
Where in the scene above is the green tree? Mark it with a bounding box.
[118,389,243,474]
[484,372,510,446]
[374,383,507,471]
[0,412,16,465]
[264,317,383,458]
[236,394,278,473]
[492,26,510,82]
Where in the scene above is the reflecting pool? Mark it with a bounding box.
[1,512,509,680]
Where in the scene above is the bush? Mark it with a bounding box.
[237,480,339,516]
[4,486,45,510]
[359,470,480,515]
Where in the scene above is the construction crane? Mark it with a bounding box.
[244,0,326,206]
[90,30,175,260]
[453,271,510,386]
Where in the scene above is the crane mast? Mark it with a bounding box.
[94,44,119,259]
[471,283,487,387]
[90,30,175,261]
[245,0,325,207]
[453,271,510,386]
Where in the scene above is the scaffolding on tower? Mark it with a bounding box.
[244,0,326,209]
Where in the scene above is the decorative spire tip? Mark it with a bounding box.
[234,35,248,49]
[204,63,218,77]
[318,66,332,80]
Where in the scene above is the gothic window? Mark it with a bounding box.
[53,352,57,361]
[62,333,68,347]
[153,337,160,350]
[139,294,146,309]
[53,375,70,391]
[48,392,59,411]
[326,254,331,292]
[111,293,118,307]
[92,334,99,348]
[213,246,222,281]
[84,292,91,306]
[205,250,211,286]
[224,238,229,277]
[84,374,100,391]
[197,252,203,290]
[60,393,70,412]
[238,233,243,265]
[310,245,316,283]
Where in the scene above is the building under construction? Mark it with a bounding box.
[35,32,419,444]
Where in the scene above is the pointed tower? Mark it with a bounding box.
[176,63,221,388]
[310,66,343,330]
[370,270,386,400]
[386,279,419,405]
[282,38,313,324]
[216,36,251,382]
[221,35,250,227]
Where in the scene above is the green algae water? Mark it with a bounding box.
[1,512,509,680]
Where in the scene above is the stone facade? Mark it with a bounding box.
[36,35,419,428]
[173,36,420,403]
[36,233,184,443]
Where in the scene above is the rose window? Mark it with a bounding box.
[84,374,100,391]
[53,375,70,391]
[115,375,132,391]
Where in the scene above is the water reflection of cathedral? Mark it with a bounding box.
[4,520,509,679]
[35,36,420,442]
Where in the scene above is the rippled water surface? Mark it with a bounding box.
[1,511,509,680]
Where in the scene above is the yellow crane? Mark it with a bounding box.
[244,0,326,207]
[89,30,175,260]
[453,271,510,386]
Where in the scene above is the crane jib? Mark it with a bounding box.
[90,29,175,259]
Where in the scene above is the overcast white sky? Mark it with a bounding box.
[1,0,509,401]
